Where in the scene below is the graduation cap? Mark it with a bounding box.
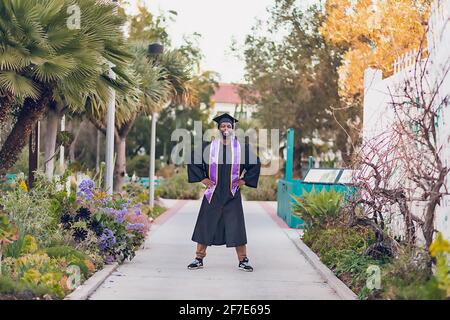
[213,113,238,128]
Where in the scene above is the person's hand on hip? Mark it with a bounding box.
[201,178,214,188]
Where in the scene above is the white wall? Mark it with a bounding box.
[362,0,450,242]
[428,0,450,242]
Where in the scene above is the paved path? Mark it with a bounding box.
[89,199,341,300]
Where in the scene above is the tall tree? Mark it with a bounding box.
[89,4,205,191]
[88,43,195,191]
[320,0,431,107]
[0,0,131,174]
[241,1,353,177]
[127,70,219,162]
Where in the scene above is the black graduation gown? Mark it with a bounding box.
[187,140,261,247]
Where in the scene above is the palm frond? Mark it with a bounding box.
[31,54,77,82]
[0,71,40,99]
[0,47,30,71]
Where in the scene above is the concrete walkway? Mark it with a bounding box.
[89,199,341,300]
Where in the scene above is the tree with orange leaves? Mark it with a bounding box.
[320,0,431,106]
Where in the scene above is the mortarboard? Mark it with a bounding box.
[212,113,239,127]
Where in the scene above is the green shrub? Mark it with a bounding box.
[9,148,30,174]
[123,181,146,196]
[123,181,164,203]
[331,249,381,298]
[140,203,166,220]
[296,190,450,300]
[301,220,383,299]
[0,210,18,244]
[429,232,450,298]
[376,249,446,300]
[156,167,202,199]
[1,191,64,247]
[1,252,69,299]
[304,226,375,258]
[0,171,71,247]
[292,188,343,229]
[66,161,86,173]
[127,155,151,177]
[3,233,25,259]
[126,157,164,178]
[44,245,94,278]
[378,274,445,300]
[240,176,277,201]
[0,275,20,293]
[0,275,53,299]
[156,163,176,178]
[21,235,39,254]
[303,224,449,299]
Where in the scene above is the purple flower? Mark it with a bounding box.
[114,209,127,224]
[99,228,116,251]
[102,206,128,224]
[78,179,95,201]
[77,191,92,200]
[121,198,131,208]
[79,179,94,191]
[133,204,142,216]
[103,207,116,216]
[126,223,145,231]
[104,255,116,264]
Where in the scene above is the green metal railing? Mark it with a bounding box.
[277,128,356,228]
[133,177,160,188]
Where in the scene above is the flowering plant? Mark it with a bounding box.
[429,233,450,297]
[77,179,95,201]
[1,173,155,299]
[61,179,151,264]
[2,252,69,298]
[0,211,18,245]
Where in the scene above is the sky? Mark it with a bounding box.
[126,0,275,84]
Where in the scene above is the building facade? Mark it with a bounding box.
[208,83,258,122]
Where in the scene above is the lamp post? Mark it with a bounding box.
[147,43,164,208]
[149,112,157,208]
[105,60,116,195]
[105,0,118,195]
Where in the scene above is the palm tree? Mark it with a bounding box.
[88,42,196,191]
[0,0,132,174]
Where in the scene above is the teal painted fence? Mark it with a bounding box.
[5,173,17,183]
[134,177,160,187]
[277,128,356,228]
[277,179,304,228]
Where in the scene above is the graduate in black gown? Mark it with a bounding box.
[186,113,261,272]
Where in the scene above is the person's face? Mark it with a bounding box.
[219,122,233,138]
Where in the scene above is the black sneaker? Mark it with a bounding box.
[187,258,204,270]
[238,257,253,272]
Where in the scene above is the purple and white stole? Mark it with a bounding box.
[204,136,241,204]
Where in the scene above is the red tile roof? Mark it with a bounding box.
[211,83,243,105]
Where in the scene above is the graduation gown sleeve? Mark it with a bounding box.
[242,143,261,188]
[187,142,207,183]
